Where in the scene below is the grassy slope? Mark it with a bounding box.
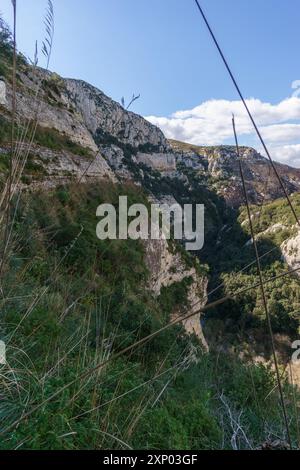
[168,139,249,156]
[0,181,298,450]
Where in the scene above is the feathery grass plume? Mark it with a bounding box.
[33,40,38,67]
[0,0,55,238]
[0,0,59,445]
[42,0,54,69]
[0,0,17,282]
[126,93,140,110]
[120,93,140,110]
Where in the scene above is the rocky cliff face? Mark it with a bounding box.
[170,140,300,207]
[2,67,168,151]
[281,227,300,274]
[0,71,297,192]
[0,80,6,105]
[64,79,168,151]
[144,238,208,349]
[1,67,300,209]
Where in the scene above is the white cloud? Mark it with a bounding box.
[145,97,300,167]
[269,144,300,167]
[260,124,300,144]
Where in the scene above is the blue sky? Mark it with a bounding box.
[1,0,300,165]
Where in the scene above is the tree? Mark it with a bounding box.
[0,15,12,47]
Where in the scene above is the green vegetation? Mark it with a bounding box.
[239,194,300,235]
[205,195,300,346]
[33,126,93,157]
[0,113,11,143]
[0,112,92,158]
[0,17,13,80]
[0,16,27,81]
[0,181,298,450]
[169,139,249,158]
[128,157,300,351]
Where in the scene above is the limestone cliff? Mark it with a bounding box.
[144,237,208,350]
[1,68,300,208]
[281,227,300,274]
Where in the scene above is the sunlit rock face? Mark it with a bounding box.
[64,79,168,151]
[281,227,300,274]
[135,152,176,172]
[144,237,209,350]
[0,80,6,105]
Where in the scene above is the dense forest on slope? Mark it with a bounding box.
[204,194,300,354]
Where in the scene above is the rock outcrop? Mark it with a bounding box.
[170,140,300,207]
[281,227,300,274]
[144,238,208,350]
[0,79,6,105]
[64,79,168,151]
[136,152,176,173]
